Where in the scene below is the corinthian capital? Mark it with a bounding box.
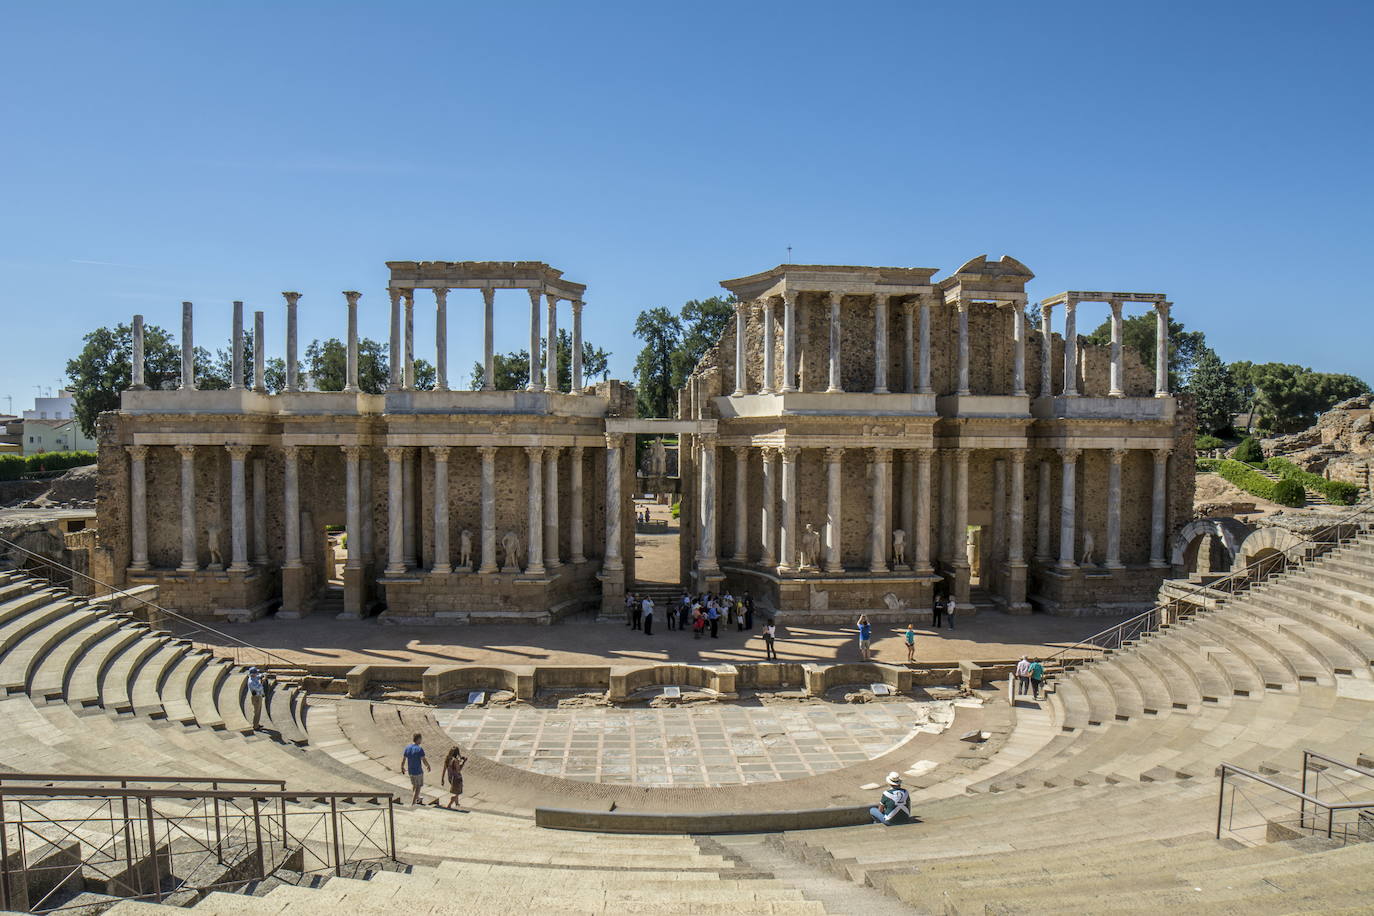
[282,291,302,307]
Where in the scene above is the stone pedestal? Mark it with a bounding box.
[279,566,312,619]
[342,565,369,619]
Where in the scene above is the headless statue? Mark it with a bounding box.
[501,532,521,572]
[1081,529,1096,567]
[459,529,473,570]
[892,528,907,566]
[799,523,821,569]
[205,521,223,570]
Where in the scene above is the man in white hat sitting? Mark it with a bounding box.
[869,772,911,825]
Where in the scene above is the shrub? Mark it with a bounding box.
[1271,479,1306,507]
[25,450,97,473]
[1195,434,1224,450]
[0,454,25,481]
[1266,456,1363,506]
[1196,458,1221,472]
[1211,459,1306,507]
[670,501,680,520]
[1231,437,1264,464]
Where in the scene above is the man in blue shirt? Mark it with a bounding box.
[400,733,431,805]
[857,615,872,661]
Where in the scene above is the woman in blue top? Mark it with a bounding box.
[857,615,872,661]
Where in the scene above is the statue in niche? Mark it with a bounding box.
[459,530,473,571]
[799,523,822,570]
[501,532,521,573]
[205,520,224,571]
[1081,529,1096,567]
[892,528,907,567]
[650,437,668,476]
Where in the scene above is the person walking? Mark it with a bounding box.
[642,595,654,636]
[246,667,267,730]
[736,596,747,632]
[693,606,706,638]
[400,733,431,805]
[744,596,755,630]
[762,621,778,660]
[857,615,872,661]
[904,624,916,663]
[631,594,642,630]
[932,594,944,629]
[707,599,720,638]
[442,745,468,810]
[1030,658,1045,700]
[1015,656,1031,696]
[945,594,957,631]
[625,592,636,628]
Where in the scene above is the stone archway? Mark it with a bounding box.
[1231,527,1306,578]
[1170,517,1252,575]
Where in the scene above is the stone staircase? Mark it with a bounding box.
[1252,465,1331,505]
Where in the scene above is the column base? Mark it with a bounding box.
[1105,561,1125,570]
[1149,559,1168,568]
[343,565,368,618]
[525,564,547,576]
[384,563,406,576]
[280,565,311,618]
[478,563,499,574]
[431,564,452,575]
[570,554,587,564]
[129,562,149,573]
[229,562,250,573]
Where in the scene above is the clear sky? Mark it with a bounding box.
[1,1,1370,412]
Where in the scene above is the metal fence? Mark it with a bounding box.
[1217,753,1374,846]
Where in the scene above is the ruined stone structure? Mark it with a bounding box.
[679,256,1194,620]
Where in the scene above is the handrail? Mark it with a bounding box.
[0,534,301,671]
[1046,499,1374,667]
[0,785,394,802]
[1303,750,1374,782]
[0,773,284,789]
[1217,760,1374,841]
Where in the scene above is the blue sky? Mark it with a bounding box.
[1,1,1370,411]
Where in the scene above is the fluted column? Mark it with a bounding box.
[1155,302,1171,396]
[1108,299,1124,397]
[252,310,266,393]
[824,447,844,572]
[760,299,777,394]
[778,446,799,569]
[732,446,749,562]
[1106,448,1125,568]
[180,302,195,390]
[384,447,405,575]
[402,449,416,567]
[1036,458,1053,561]
[867,449,891,572]
[402,289,415,390]
[478,446,498,573]
[176,445,197,570]
[131,315,147,390]
[1151,448,1170,566]
[781,291,798,392]
[527,289,542,390]
[917,296,933,394]
[482,288,496,390]
[544,446,561,567]
[571,300,585,391]
[826,292,843,393]
[760,447,777,565]
[127,446,149,570]
[545,293,559,393]
[342,445,363,569]
[252,454,268,564]
[282,446,301,569]
[1011,302,1027,397]
[569,446,586,563]
[230,301,245,390]
[1058,448,1080,568]
[426,446,451,573]
[227,444,251,572]
[524,446,546,575]
[1040,302,1055,397]
[387,289,402,391]
[732,302,748,396]
[699,436,719,571]
[901,301,915,393]
[914,448,933,575]
[873,293,889,394]
[434,288,450,391]
[343,291,361,392]
[603,435,624,572]
[1062,299,1079,397]
[284,292,301,392]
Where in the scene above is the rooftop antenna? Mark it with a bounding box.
[786,246,792,264]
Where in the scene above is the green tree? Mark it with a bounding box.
[672,296,735,386]
[1085,313,1208,389]
[303,337,390,393]
[1185,348,1239,434]
[66,322,179,438]
[1231,362,1371,434]
[633,307,683,418]
[469,331,611,391]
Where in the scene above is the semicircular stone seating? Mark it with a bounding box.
[3,522,1374,915]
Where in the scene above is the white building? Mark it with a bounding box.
[23,418,97,456]
[23,390,76,421]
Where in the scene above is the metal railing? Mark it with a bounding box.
[0,534,301,673]
[1044,500,1374,671]
[1217,756,1374,845]
[0,781,397,913]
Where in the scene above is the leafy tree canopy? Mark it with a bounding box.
[633,306,683,418]
[1184,347,1240,434]
[469,330,610,392]
[1229,361,1370,434]
[66,322,179,438]
[1085,313,1208,389]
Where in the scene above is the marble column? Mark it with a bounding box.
[1108,299,1124,397]
[991,457,1006,590]
[873,293,889,394]
[1040,303,1055,398]
[901,301,916,393]
[732,446,749,562]
[899,450,915,561]
[231,301,245,390]
[1058,448,1080,568]
[914,448,933,576]
[917,296,933,395]
[402,449,416,567]
[284,292,301,393]
[527,289,542,391]
[778,446,799,569]
[1008,450,1026,566]
[176,445,197,570]
[544,446,561,568]
[732,302,748,397]
[131,315,147,389]
[253,311,266,393]
[429,446,451,574]
[402,289,415,390]
[478,446,498,573]
[760,299,777,394]
[571,300,585,392]
[956,300,972,396]
[569,446,586,563]
[342,445,363,570]
[1155,302,1171,396]
[252,455,268,564]
[824,447,844,572]
[603,435,624,572]
[869,448,892,573]
[939,450,954,562]
[1106,447,1126,568]
[826,292,843,393]
[481,288,497,390]
[1011,302,1027,397]
[127,446,149,570]
[699,436,719,571]
[387,289,402,391]
[384,447,405,575]
[283,446,301,569]
[545,293,559,394]
[760,447,777,566]
[1035,458,1053,561]
[524,447,546,575]
[952,449,970,582]
[180,302,195,390]
[434,288,450,391]
[343,291,361,392]
[781,291,798,393]
[359,452,373,561]
[1062,299,1079,397]
[1151,448,1170,566]
[227,445,250,572]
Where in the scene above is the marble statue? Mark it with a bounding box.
[1081,529,1096,567]
[650,437,668,476]
[799,523,821,569]
[892,528,907,566]
[459,529,473,570]
[501,532,521,573]
[206,521,223,570]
